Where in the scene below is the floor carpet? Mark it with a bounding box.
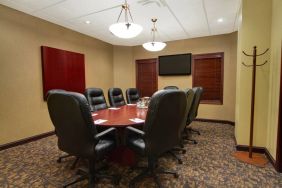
[0,122,282,188]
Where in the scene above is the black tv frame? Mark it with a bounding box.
[158,53,192,76]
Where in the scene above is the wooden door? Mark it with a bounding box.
[136,58,158,97]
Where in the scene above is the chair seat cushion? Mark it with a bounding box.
[95,139,116,159]
[127,137,145,156]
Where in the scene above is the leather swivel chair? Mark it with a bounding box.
[126,88,140,104]
[46,89,80,169]
[108,88,126,107]
[168,88,195,164]
[47,91,119,187]
[125,90,187,188]
[85,88,108,111]
[185,87,203,140]
[164,86,179,90]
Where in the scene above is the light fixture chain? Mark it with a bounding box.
[128,8,134,23]
[116,7,124,22]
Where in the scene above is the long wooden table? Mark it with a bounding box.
[92,104,147,127]
[91,104,148,166]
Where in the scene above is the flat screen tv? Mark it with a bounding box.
[158,53,192,76]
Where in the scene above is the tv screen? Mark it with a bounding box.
[158,53,192,76]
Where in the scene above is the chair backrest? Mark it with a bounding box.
[180,88,195,131]
[47,91,97,158]
[46,89,66,99]
[187,87,203,124]
[126,88,140,104]
[85,88,108,111]
[164,86,179,90]
[143,90,187,157]
[108,88,126,107]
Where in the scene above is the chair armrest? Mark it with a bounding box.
[125,126,145,138]
[95,127,117,141]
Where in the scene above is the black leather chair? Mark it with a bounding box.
[126,88,140,104]
[85,88,108,111]
[108,88,126,107]
[47,91,119,187]
[164,86,179,90]
[46,89,80,168]
[168,88,195,164]
[125,90,187,188]
[185,87,203,141]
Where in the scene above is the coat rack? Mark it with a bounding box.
[233,46,269,167]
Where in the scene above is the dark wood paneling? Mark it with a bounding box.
[0,131,55,151]
[136,58,158,97]
[276,43,282,172]
[41,46,85,100]
[194,118,235,126]
[192,52,224,104]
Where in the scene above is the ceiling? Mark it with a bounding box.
[0,0,241,46]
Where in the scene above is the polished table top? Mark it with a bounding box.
[92,104,148,127]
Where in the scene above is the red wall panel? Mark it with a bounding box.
[41,46,85,100]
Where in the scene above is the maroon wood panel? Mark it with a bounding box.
[93,105,147,127]
[192,52,224,104]
[136,58,158,97]
[41,46,85,100]
[276,43,282,172]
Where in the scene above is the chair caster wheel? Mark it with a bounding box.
[174,173,179,178]
[178,160,183,164]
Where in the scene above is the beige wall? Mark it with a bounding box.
[113,46,134,93]
[266,0,282,159]
[113,33,238,122]
[0,5,114,145]
[235,0,274,153]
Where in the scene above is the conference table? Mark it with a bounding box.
[91,104,148,165]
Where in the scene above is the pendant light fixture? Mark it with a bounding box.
[142,18,166,52]
[109,0,143,39]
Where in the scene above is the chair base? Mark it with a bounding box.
[190,128,200,135]
[63,163,120,188]
[57,154,80,169]
[167,151,183,164]
[129,160,178,188]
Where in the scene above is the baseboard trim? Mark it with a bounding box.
[0,131,55,151]
[236,145,265,153]
[195,118,235,126]
[235,144,276,170]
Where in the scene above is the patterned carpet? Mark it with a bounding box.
[1,122,282,188]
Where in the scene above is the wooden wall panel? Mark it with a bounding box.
[41,46,85,100]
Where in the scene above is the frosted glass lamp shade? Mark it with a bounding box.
[142,42,166,52]
[109,22,143,39]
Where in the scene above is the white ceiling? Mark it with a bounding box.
[0,0,241,46]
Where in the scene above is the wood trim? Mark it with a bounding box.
[194,118,235,126]
[236,145,265,153]
[192,52,224,105]
[0,131,55,151]
[275,42,282,172]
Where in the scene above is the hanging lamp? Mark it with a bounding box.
[109,0,142,39]
[142,18,166,52]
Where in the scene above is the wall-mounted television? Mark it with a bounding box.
[158,53,192,76]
